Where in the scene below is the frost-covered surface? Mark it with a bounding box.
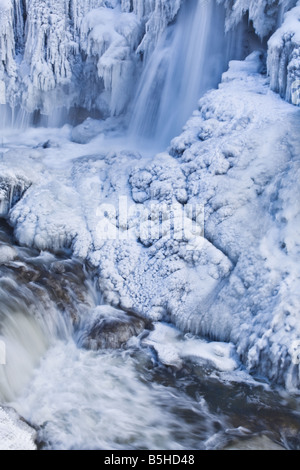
[0,0,181,119]
[1,52,300,389]
[169,52,300,389]
[0,174,31,217]
[0,406,36,450]
[268,2,300,105]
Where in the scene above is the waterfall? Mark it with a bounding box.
[0,0,246,137]
[128,0,245,150]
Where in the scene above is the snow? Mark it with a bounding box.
[143,322,239,372]
[0,406,36,450]
[0,51,299,390]
[0,0,299,452]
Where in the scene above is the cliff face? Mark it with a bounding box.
[0,0,182,120]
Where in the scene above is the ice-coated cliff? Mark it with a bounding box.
[268,1,300,104]
[0,0,182,122]
[0,0,300,125]
[219,0,298,37]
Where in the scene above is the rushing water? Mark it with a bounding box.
[0,219,299,450]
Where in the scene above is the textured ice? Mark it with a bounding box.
[1,0,299,121]
[219,0,298,38]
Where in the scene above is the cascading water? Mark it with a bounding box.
[128,0,245,150]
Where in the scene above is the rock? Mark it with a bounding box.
[79,305,148,350]
[224,434,285,451]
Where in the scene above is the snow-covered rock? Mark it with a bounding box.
[218,0,300,106]
[0,406,36,450]
[170,53,300,389]
[143,322,239,371]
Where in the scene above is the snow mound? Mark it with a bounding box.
[143,322,239,372]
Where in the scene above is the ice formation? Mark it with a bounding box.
[0,0,182,122]
[1,0,299,123]
[219,0,298,37]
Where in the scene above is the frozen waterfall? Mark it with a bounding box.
[0,0,300,452]
[129,0,244,149]
[0,0,249,139]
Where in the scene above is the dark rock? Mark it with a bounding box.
[80,305,148,350]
